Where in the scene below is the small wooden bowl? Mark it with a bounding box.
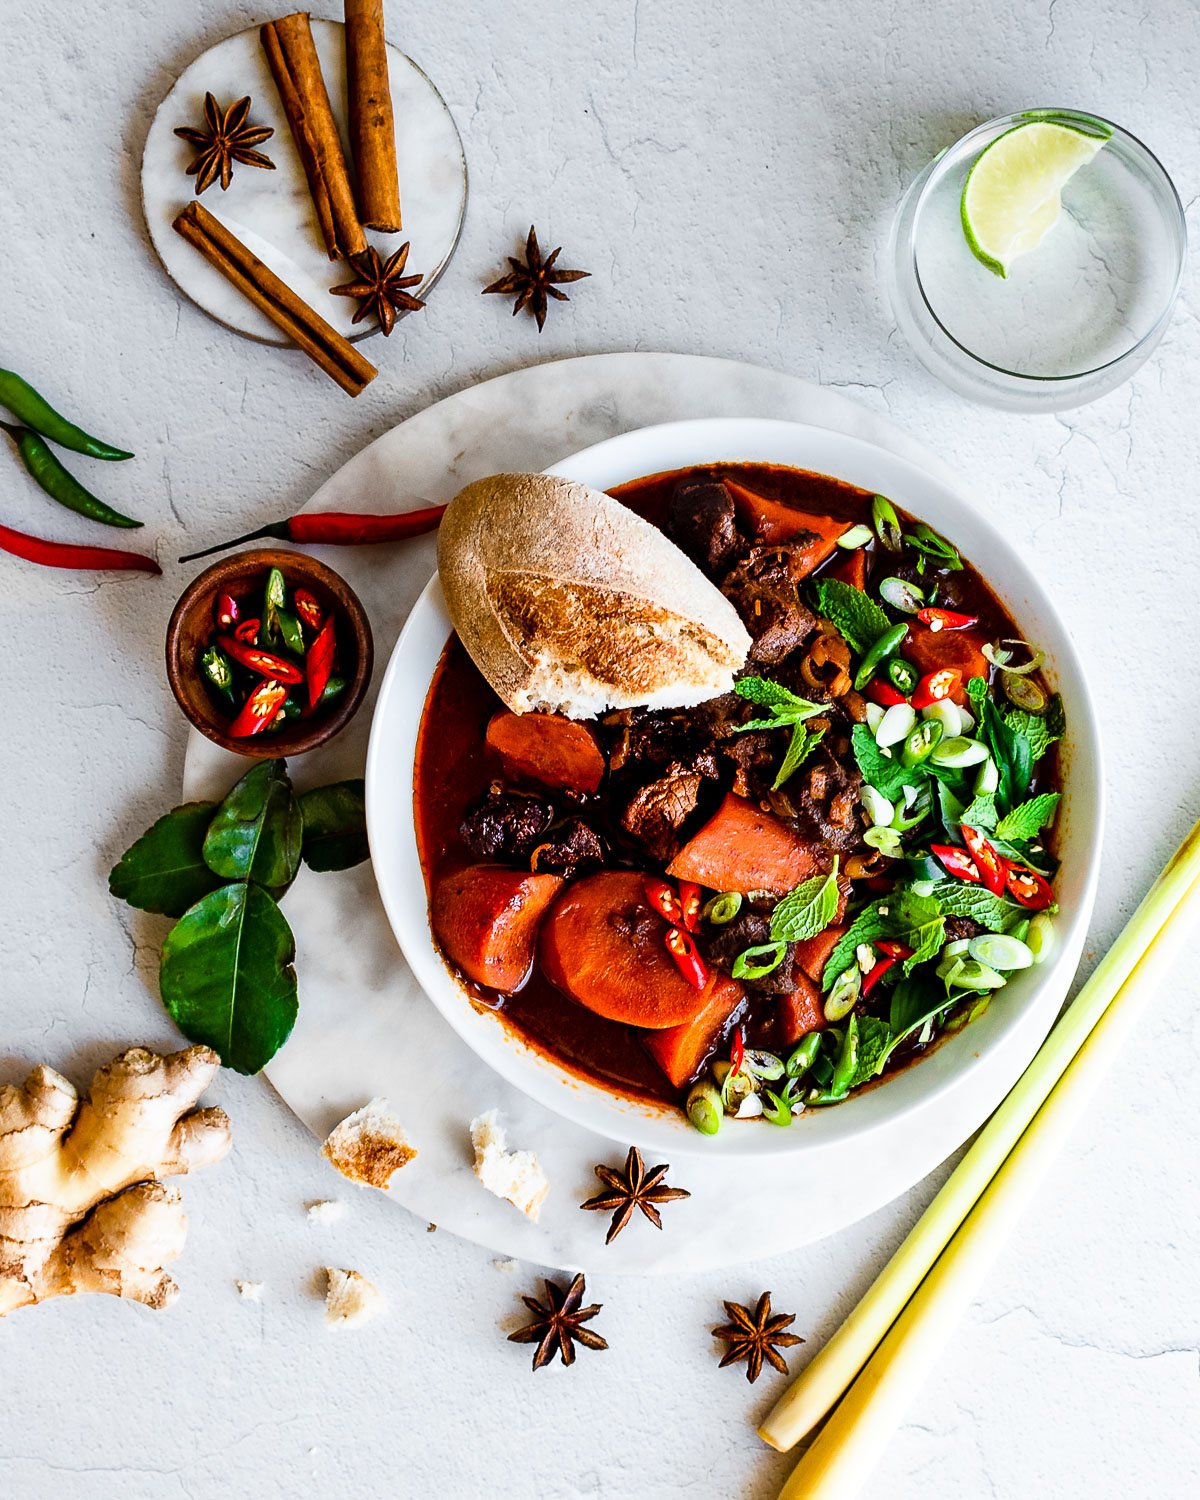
[166,549,374,758]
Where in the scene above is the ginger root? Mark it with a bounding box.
[0,1045,231,1316]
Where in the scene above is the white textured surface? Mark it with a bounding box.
[1,2,1198,1498]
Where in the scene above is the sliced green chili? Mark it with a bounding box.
[762,1089,792,1126]
[900,718,944,767]
[886,657,918,695]
[786,1032,823,1078]
[905,521,962,570]
[1,422,141,528]
[828,1015,860,1097]
[871,494,903,551]
[731,941,788,981]
[854,621,909,691]
[276,609,305,656]
[199,645,236,706]
[702,891,743,926]
[0,369,133,460]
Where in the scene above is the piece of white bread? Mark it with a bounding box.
[322,1099,416,1190]
[323,1267,383,1330]
[438,472,752,720]
[469,1110,549,1221]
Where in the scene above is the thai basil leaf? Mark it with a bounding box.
[298,780,369,872]
[108,802,222,917]
[966,678,1032,813]
[202,760,302,889]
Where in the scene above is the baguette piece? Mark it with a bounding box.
[438,473,752,720]
[322,1098,416,1188]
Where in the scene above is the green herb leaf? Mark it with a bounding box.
[923,879,1021,933]
[995,792,1060,842]
[774,725,825,790]
[202,760,303,889]
[967,678,1032,813]
[823,899,889,991]
[731,941,789,980]
[852,723,917,800]
[734,677,821,713]
[1003,696,1064,762]
[846,1015,892,1088]
[892,889,946,973]
[813,579,892,654]
[772,857,841,942]
[160,883,298,1074]
[886,976,952,1050]
[904,522,963,571]
[960,792,998,832]
[108,802,223,917]
[299,780,369,872]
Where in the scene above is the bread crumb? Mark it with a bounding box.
[323,1099,416,1189]
[306,1199,346,1225]
[323,1267,383,1329]
[469,1110,548,1221]
[493,1257,519,1274]
[235,1280,265,1301]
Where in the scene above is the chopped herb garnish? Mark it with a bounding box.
[771,858,840,943]
[812,578,891,655]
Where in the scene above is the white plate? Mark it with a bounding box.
[367,417,1103,1157]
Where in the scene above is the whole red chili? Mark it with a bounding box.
[228,680,288,736]
[178,505,447,563]
[664,926,708,990]
[0,520,159,574]
[306,617,336,710]
[678,881,702,933]
[916,607,978,633]
[643,876,683,925]
[294,588,323,632]
[866,680,908,708]
[931,844,981,883]
[214,592,239,630]
[216,634,305,685]
[234,616,261,643]
[1006,864,1055,911]
[911,668,960,709]
[962,825,1007,896]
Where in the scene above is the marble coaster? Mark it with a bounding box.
[142,20,466,345]
[182,353,1008,1274]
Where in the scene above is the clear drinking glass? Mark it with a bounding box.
[887,109,1187,412]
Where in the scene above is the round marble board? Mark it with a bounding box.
[142,20,466,344]
[183,351,1019,1274]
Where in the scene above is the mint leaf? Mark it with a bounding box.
[813,579,891,654]
[774,725,824,790]
[772,858,840,942]
[891,889,946,973]
[852,723,916,801]
[734,677,821,714]
[847,1015,892,1088]
[823,898,890,991]
[924,880,1021,933]
[1003,698,1063,762]
[960,792,998,832]
[996,792,1060,842]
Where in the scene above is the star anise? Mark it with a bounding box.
[581,1146,690,1244]
[482,225,590,331]
[174,93,275,196]
[508,1273,608,1370]
[330,244,425,336]
[712,1292,804,1383]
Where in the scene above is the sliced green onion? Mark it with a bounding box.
[887,657,918,695]
[837,523,873,549]
[865,701,885,734]
[702,891,743,926]
[901,718,943,767]
[687,1081,723,1135]
[879,576,925,613]
[721,1068,757,1113]
[954,959,1008,992]
[786,1032,823,1078]
[921,699,963,737]
[871,495,903,551]
[944,938,971,958]
[968,933,1034,971]
[1003,675,1049,713]
[930,735,989,768]
[1025,913,1055,965]
[864,825,904,857]
[854,621,909,691]
[892,783,932,832]
[904,521,962,570]
[861,786,895,827]
[975,756,1000,794]
[824,965,861,1022]
[743,1049,785,1081]
[876,701,917,748]
[731,941,788,981]
[762,1089,793,1126]
[983,639,1046,676]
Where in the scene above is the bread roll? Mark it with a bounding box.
[437,473,752,719]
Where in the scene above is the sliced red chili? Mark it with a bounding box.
[876,939,914,959]
[234,616,261,643]
[217,634,305,685]
[962,825,1007,896]
[294,588,323,632]
[643,876,683,924]
[665,925,708,990]
[911,668,960,709]
[866,679,908,707]
[214,592,239,631]
[916,607,978,633]
[931,843,982,883]
[729,1026,745,1075]
[1006,864,1055,911]
[228,680,288,737]
[306,617,337,710]
[678,881,702,933]
[862,954,897,996]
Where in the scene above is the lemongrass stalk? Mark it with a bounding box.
[760,814,1200,1453]
[773,870,1200,1499]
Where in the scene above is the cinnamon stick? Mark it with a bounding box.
[345,0,401,231]
[172,202,377,397]
[260,12,367,260]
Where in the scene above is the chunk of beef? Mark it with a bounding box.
[459,786,554,862]
[603,708,696,777]
[767,746,864,855]
[720,546,819,665]
[701,901,805,995]
[529,817,606,879]
[619,761,704,862]
[666,480,743,578]
[943,916,984,945]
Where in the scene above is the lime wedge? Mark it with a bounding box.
[961,121,1106,277]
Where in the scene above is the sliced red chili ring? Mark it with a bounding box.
[729,1026,745,1075]
[1005,864,1055,911]
[876,939,914,959]
[678,881,702,933]
[214,592,239,630]
[931,843,982,883]
[306,617,337,710]
[866,679,908,708]
[664,925,708,990]
[228,680,288,737]
[294,588,323,632]
[234,616,261,643]
[911,668,960,709]
[962,824,1007,896]
[916,607,978,633]
[862,954,897,996]
[643,876,683,925]
[216,634,305,685]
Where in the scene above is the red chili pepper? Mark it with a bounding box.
[1006,864,1055,911]
[678,881,702,933]
[217,634,305,685]
[962,824,1007,896]
[916,607,978,633]
[234,616,261,643]
[178,505,448,563]
[306,617,336,710]
[643,876,683,925]
[294,588,323,632]
[931,843,982,883]
[0,520,159,574]
[866,680,908,707]
[729,1026,745,1075]
[214,592,239,630]
[665,925,708,990]
[862,954,897,996]
[876,939,914,959]
[911,668,960,709]
[228,679,288,737]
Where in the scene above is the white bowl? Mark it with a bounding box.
[365,417,1103,1157]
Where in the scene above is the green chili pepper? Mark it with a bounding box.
[853,621,909,691]
[0,369,133,460]
[785,1032,823,1078]
[701,891,743,926]
[199,645,236,706]
[828,1015,860,1097]
[887,657,918,695]
[276,608,305,656]
[319,675,347,706]
[278,695,304,720]
[262,567,287,647]
[731,941,788,981]
[871,494,903,550]
[900,718,944,767]
[762,1089,792,1127]
[686,1081,723,1135]
[1,422,141,528]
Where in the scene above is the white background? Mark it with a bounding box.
[2,2,1198,1496]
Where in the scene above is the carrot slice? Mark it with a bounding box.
[826,546,866,591]
[792,922,847,985]
[485,709,605,794]
[644,972,745,1089]
[667,792,823,895]
[777,974,827,1046]
[724,479,846,572]
[904,626,989,706]
[432,865,564,992]
[540,871,719,1029]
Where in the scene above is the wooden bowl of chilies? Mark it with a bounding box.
[166,549,373,758]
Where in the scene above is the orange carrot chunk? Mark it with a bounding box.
[777,974,827,1046]
[793,922,847,986]
[485,709,605,794]
[826,546,866,591]
[432,865,564,992]
[904,626,989,706]
[724,479,846,573]
[667,792,823,895]
[644,972,745,1089]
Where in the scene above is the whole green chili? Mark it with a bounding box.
[1,422,142,529]
[0,369,133,460]
[854,621,909,691]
